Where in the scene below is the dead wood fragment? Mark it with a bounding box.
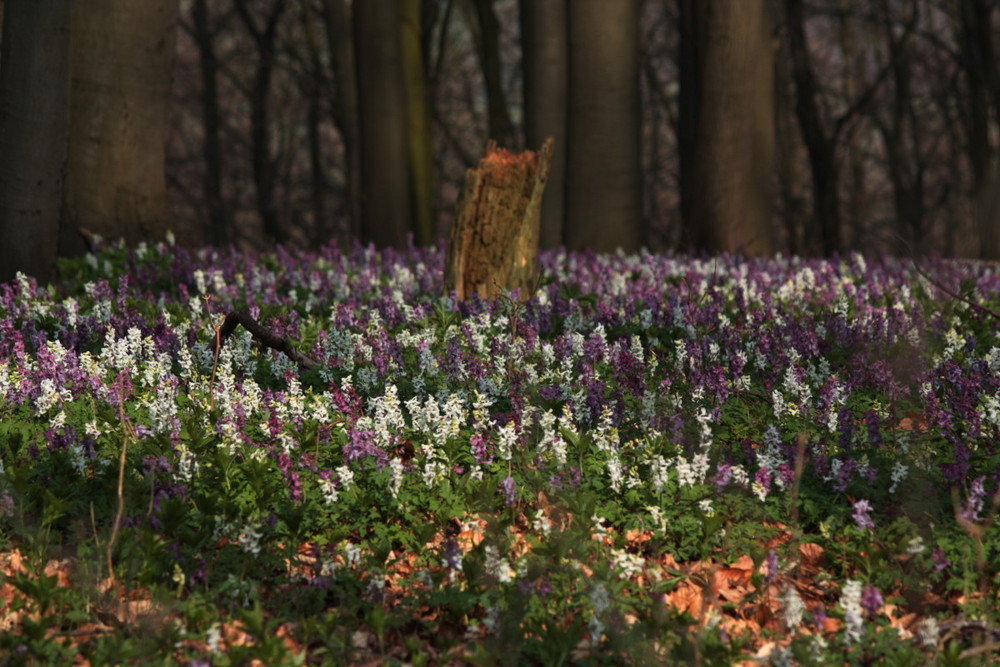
[215,310,318,371]
[445,138,553,302]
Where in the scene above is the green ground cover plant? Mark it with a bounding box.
[0,238,998,665]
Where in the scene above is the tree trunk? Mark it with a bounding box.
[564,0,642,252]
[785,0,841,255]
[773,22,805,255]
[61,0,179,254]
[234,0,287,245]
[354,0,412,248]
[520,0,567,249]
[191,0,230,247]
[401,0,435,246]
[321,0,362,242]
[686,0,774,255]
[445,139,553,302]
[0,0,72,283]
[677,0,703,251]
[471,0,515,148]
[960,0,1000,259]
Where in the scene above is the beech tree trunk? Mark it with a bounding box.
[354,0,412,248]
[0,0,72,283]
[61,0,179,253]
[686,0,774,255]
[520,0,567,249]
[564,0,642,252]
[445,139,553,302]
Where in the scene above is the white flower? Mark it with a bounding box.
[206,623,223,652]
[483,545,513,583]
[610,548,644,580]
[918,617,939,649]
[238,525,263,555]
[780,585,805,628]
[589,583,610,643]
[889,461,908,494]
[337,465,354,489]
[649,455,671,493]
[698,499,715,517]
[344,543,362,567]
[840,579,864,644]
[388,458,405,499]
[906,535,926,556]
[319,477,338,504]
[532,509,552,536]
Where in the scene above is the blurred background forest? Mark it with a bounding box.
[3,0,1000,284]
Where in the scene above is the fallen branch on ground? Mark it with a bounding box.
[214,310,319,371]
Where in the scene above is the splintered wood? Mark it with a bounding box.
[445,138,553,302]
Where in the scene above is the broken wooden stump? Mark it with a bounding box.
[444,138,553,302]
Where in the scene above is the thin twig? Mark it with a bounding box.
[910,259,1000,321]
[106,402,133,582]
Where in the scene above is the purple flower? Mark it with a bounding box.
[763,549,779,585]
[860,584,883,615]
[500,475,517,506]
[441,538,462,571]
[471,431,493,466]
[852,499,875,530]
[713,463,733,489]
[962,476,986,522]
[931,547,950,573]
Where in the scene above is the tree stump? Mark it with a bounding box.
[445,138,553,301]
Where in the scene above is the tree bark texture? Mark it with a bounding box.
[61,0,179,254]
[445,139,553,302]
[191,0,230,246]
[354,0,412,249]
[520,0,567,249]
[321,0,362,242]
[785,0,841,255]
[688,0,774,255]
[401,0,436,246]
[471,0,515,148]
[0,0,72,284]
[234,0,287,245]
[564,0,642,253]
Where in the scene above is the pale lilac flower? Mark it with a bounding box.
[0,490,14,517]
[962,476,986,522]
[500,475,517,506]
[852,499,875,530]
[931,547,950,572]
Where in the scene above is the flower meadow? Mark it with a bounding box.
[1,238,999,665]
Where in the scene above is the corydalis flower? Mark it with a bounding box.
[500,475,517,506]
[860,584,883,616]
[852,498,874,530]
[780,585,805,628]
[839,579,864,644]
